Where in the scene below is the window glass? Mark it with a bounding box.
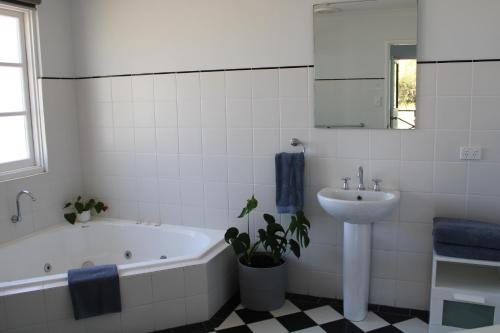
[0,14,22,63]
[0,115,30,164]
[0,66,26,112]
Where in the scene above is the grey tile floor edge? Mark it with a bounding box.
[154,293,429,333]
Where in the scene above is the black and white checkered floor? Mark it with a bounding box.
[163,294,429,333]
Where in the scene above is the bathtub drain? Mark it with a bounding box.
[160,255,167,259]
[44,263,52,273]
[124,250,132,259]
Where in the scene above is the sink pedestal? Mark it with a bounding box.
[317,188,400,322]
[343,222,372,321]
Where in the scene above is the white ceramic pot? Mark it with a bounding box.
[238,254,287,311]
[77,210,91,222]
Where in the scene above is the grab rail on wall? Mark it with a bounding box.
[316,123,365,129]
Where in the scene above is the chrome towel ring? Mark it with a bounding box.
[290,138,306,153]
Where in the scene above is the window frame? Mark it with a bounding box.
[0,3,46,182]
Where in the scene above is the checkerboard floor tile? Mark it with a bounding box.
[213,296,429,333]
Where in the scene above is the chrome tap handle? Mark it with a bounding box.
[372,179,382,192]
[357,166,365,191]
[341,177,351,190]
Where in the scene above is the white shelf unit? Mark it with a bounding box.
[430,252,500,333]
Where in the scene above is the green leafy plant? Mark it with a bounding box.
[63,196,108,224]
[224,195,311,267]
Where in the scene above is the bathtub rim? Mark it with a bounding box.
[0,218,228,296]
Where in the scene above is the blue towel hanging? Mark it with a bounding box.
[68,264,122,320]
[275,152,305,214]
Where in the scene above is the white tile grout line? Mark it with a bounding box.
[464,62,475,218]
[150,76,160,224]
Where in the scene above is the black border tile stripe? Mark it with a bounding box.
[40,58,500,79]
[418,58,500,64]
[316,77,385,81]
[39,65,314,80]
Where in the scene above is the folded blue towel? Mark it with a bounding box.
[434,242,500,262]
[68,264,122,320]
[275,152,305,214]
[433,217,500,250]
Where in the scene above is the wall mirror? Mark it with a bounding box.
[313,0,418,129]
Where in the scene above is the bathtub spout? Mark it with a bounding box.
[11,190,36,223]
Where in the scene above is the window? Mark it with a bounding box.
[0,3,45,181]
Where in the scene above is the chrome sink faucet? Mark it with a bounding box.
[11,190,36,223]
[357,166,365,191]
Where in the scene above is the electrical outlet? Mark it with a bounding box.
[460,146,482,160]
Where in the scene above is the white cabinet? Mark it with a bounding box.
[430,253,500,333]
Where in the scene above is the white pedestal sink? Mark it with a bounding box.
[317,188,400,321]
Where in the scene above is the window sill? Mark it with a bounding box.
[0,166,47,182]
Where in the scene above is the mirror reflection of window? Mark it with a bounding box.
[389,44,417,129]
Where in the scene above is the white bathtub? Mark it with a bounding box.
[0,218,237,333]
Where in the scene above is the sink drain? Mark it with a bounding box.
[44,263,52,273]
[160,255,167,259]
[82,261,95,268]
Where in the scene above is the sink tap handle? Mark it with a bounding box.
[341,177,351,190]
[372,179,382,192]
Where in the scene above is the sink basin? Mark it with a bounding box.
[317,188,400,224]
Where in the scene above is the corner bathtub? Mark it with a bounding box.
[0,218,237,333]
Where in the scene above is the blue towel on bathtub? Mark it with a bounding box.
[68,264,122,320]
[275,152,305,214]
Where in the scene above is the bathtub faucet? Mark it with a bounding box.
[11,190,36,223]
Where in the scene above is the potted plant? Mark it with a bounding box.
[225,195,311,311]
[63,196,108,224]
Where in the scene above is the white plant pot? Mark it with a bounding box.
[77,210,91,223]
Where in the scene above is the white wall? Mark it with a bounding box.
[71,0,314,77]
[418,0,500,61]
[0,0,81,243]
[38,0,75,77]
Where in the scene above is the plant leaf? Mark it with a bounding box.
[64,213,77,225]
[224,227,239,243]
[74,202,85,214]
[289,239,301,258]
[238,233,251,248]
[64,202,72,209]
[263,213,276,225]
[238,195,258,218]
[85,199,96,211]
[230,239,247,255]
[94,201,107,214]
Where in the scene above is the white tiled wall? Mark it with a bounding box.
[0,80,82,245]
[77,60,500,311]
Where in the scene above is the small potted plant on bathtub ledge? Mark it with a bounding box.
[63,196,108,224]
[225,195,311,311]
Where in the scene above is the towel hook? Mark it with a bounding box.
[290,138,306,153]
